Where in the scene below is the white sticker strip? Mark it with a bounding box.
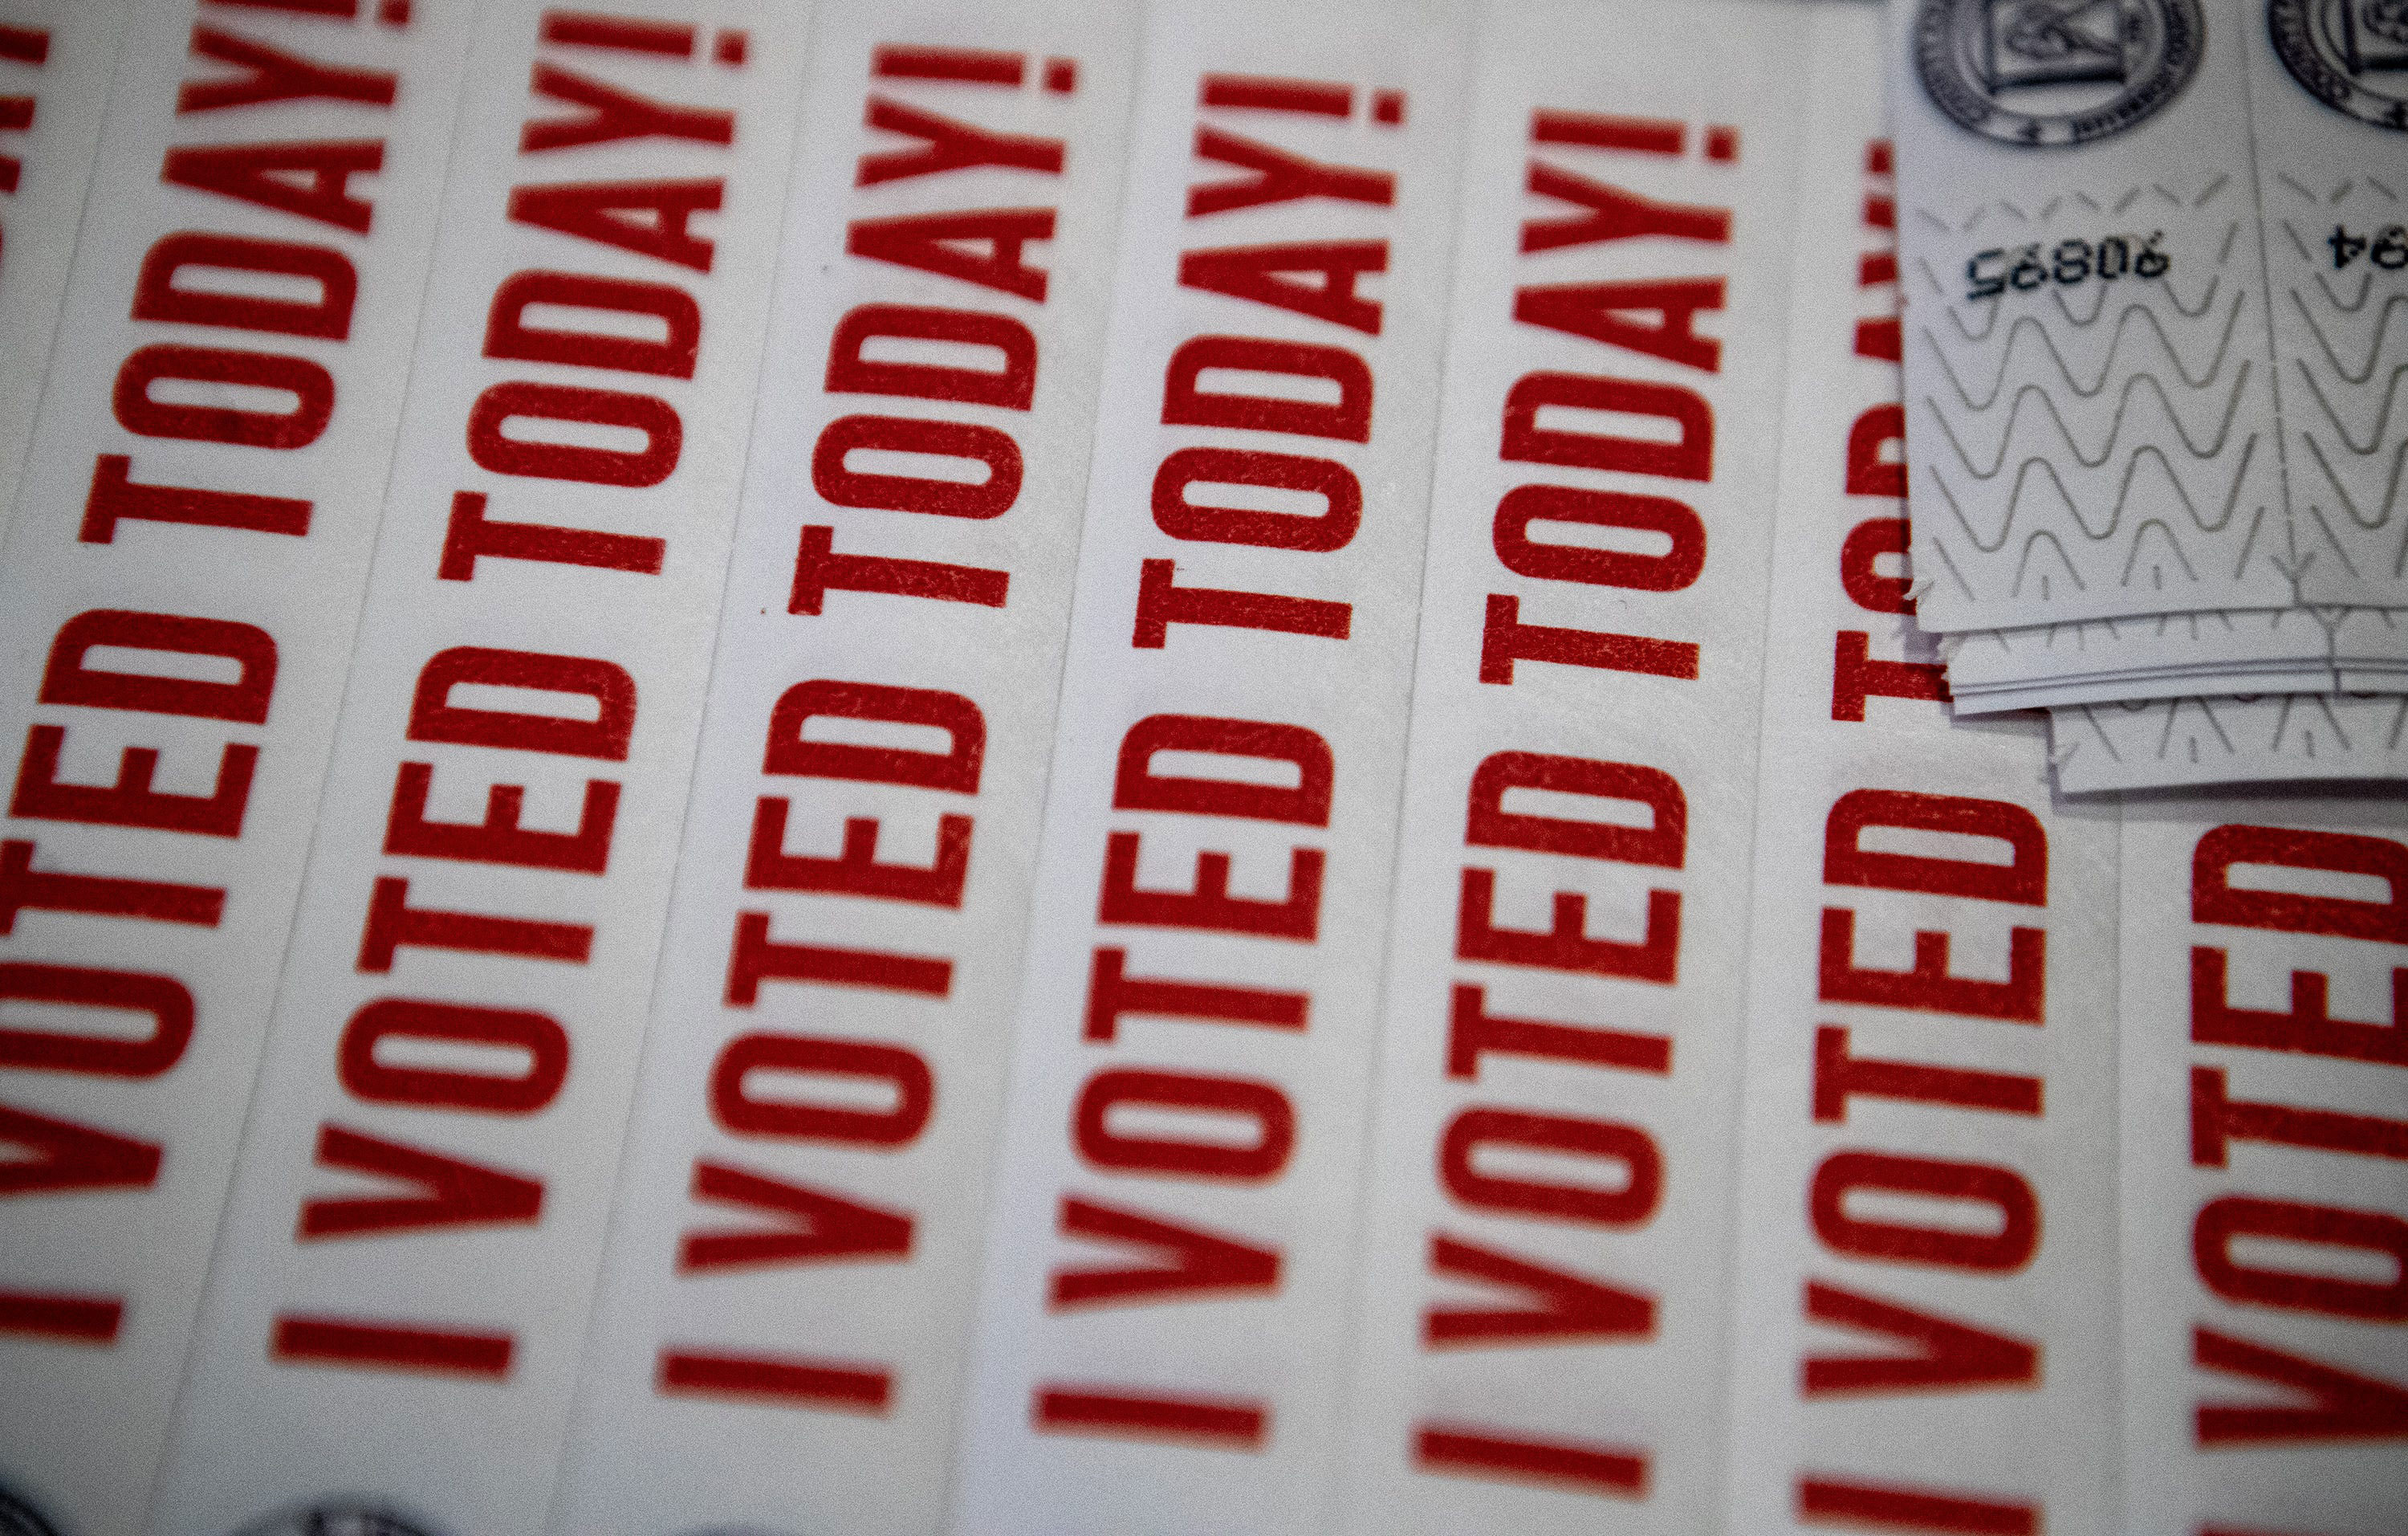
[2117,798,2408,1532]
[946,2,1468,1528]
[547,3,1140,1531]
[0,0,129,544]
[0,2,473,1531]
[144,4,804,1533]
[1722,10,2123,1536]
[1892,0,2297,630]
[1331,3,1802,1530]
[2050,691,2408,792]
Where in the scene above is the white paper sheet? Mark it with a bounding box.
[0,2,471,1528]
[146,4,804,1530]
[548,3,1141,1530]
[947,3,1470,1527]
[1332,2,1805,1530]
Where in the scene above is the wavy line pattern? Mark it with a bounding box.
[1914,178,2239,234]
[2154,271,2221,320]
[2010,531,2085,602]
[2301,432,2408,533]
[2294,363,2408,457]
[2268,167,2408,605]
[1931,280,2228,366]
[2315,271,2377,314]
[1926,295,2243,406]
[1929,438,2257,550]
[1905,181,2286,623]
[2114,518,2203,587]
[1927,367,2251,476]
[2293,294,2408,389]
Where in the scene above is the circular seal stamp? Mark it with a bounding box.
[0,1481,62,1536]
[2269,0,2408,130]
[1915,0,2206,145]
[227,1498,442,1536]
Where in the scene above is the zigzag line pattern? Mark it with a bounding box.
[2300,434,2407,547]
[1924,271,2222,344]
[2267,161,2408,602]
[2315,270,2377,314]
[2007,529,2087,603]
[2115,515,2207,587]
[1924,293,2243,405]
[2283,293,2398,387]
[2292,293,2408,389]
[2262,695,2357,762]
[2147,271,2219,320]
[2293,361,2408,458]
[2158,695,2243,760]
[1911,178,2238,237]
[2269,174,2402,206]
[1904,176,2285,621]
[1928,438,2257,551]
[1927,366,2251,476]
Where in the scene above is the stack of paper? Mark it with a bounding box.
[1892,0,2408,790]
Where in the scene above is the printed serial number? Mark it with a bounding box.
[1966,234,2169,300]
[2329,224,2408,272]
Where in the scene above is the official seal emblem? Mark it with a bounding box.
[227,1499,441,1536]
[1915,0,2206,145]
[2269,0,2408,129]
